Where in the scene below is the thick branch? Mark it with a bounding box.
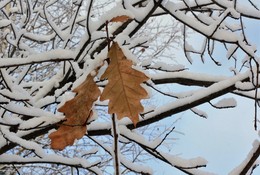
[0,71,251,154]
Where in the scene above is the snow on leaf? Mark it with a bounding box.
[49,75,101,150]
[100,42,149,126]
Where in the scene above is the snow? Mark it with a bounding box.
[119,126,213,174]
[162,1,257,57]
[0,68,39,101]
[0,94,9,104]
[237,2,260,18]
[86,69,252,140]
[43,6,69,41]
[116,41,139,64]
[0,19,11,28]
[185,51,193,64]
[235,81,255,91]
[144,69,250,122]
[0,88,29,101]
[119,125,162,149]
[128,37,148,51]
[0,135,7,149]
[1,0,260,174]
[185,41,196,52]
[9,6,19,13]
[191,107,208,118]
[1,113,22,125]
[151,71,227,83]
[97,3,134,23]
[226,45,238,59]
[4,102,56,118]
[0,0,10,9]
[229,140,260,175]
[56,91,75,108]
[213,97,237,108]
[140,59,152,67]
[54,82,72,97]
[81,147,99,156]
[234,90,260,100]
[162,152,208,168]
[34,96,55,108]
[146,61,186,72]
[163,2,212,36]
[123,0,154,22]
[23,32,56,42]
[141,83,152,98]
[33,73,64,101]
[120,156,153,174]
[87,122,111,132]
[0,49,75,68]
[18,116,62,130]
[0,154,102,174]
[0,125,45,157]
[238,39,256,57]
[0,69,13,89]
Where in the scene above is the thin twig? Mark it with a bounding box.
[112,114,120,175]
[239,143,260,175]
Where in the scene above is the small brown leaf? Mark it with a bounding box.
[110,15,131,23]
[49,75,100,150]
[100,42,149,126]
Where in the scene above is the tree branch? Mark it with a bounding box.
[0,71,252,154]
[112,114,120,175]
[239,142,260,175]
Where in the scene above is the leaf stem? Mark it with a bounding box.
[105,20,111,51]
[112,114,120,175]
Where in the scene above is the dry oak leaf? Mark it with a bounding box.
[110,15,131,23]
[49,74,101,150]
[100,42,149,126]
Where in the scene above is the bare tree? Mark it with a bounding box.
[0,0,259,174]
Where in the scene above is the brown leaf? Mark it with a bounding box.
[100,42,149,126]
[49,75,100,150]
[110,15,131,23]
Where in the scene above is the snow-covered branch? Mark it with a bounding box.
[0,0,259,174]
